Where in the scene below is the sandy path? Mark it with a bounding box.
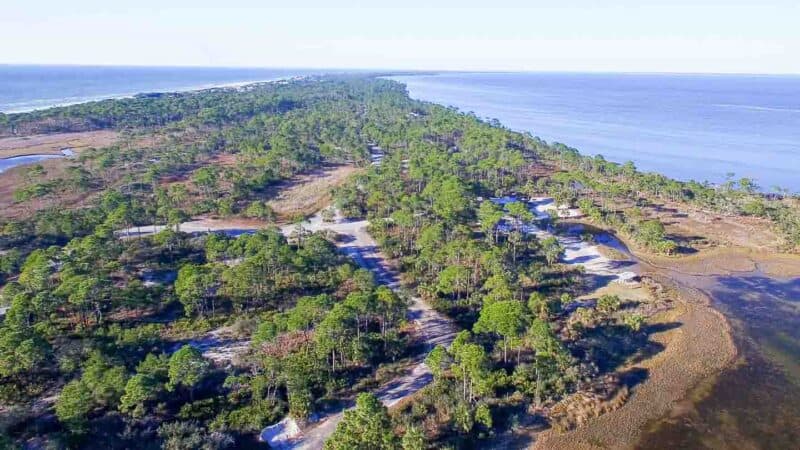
[263,213,457,449]
[115,217,267,238]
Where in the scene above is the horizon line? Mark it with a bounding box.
[2,62,800,77]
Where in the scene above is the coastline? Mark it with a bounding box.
[2,72,797,448]
[393,72,800,194]
[1,76,301,114]
[532,270,737,450]
[530,222,800,449]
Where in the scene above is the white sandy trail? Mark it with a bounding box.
[118,212,458,449]
[263,212,457,449]
[492,196,636,283]
[117,197,631,448]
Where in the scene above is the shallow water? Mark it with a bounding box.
[637,271,800,449]
[0,153,63,173]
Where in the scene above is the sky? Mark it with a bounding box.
[2,0,799,74]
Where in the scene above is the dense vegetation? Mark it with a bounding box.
[537,151,800,250]
[0,84,303,136]
[0,77,424,448]
[1,75,798,449]
[330,101,657,447]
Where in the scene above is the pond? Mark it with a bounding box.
[0,148,73,173]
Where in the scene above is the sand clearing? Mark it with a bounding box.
[267,165,362,221]
[116,217,269,238]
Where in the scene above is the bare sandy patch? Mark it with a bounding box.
[267,165,362,221]
[207,153,239,167]
[576,281,651,305]
[648,201,783,252]
[0,130,118,158]
[595,243,631,262]
[190,216,269,230]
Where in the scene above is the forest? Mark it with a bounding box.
[1,75,798,449]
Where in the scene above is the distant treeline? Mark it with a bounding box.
[0,76,363,136]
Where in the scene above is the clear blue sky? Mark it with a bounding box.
[3,0,799,74]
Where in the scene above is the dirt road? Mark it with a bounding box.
[119,198,636,449]
[263,213,457,449]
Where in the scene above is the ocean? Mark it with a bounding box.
[0,65,323,113]
[2,67,798,192]
[391,72,800,192]
[392,72,800,448]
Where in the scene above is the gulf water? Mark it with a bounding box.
[0,65,320,113]
[2,67,798,192]
[392,72,800,192]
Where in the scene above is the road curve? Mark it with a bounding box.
[266,213,457,449]
[118,200,630,448]
[117,212,458,448]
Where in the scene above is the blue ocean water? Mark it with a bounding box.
[2,67,797,191]
[0,65,322,113]
[392,72,800,192]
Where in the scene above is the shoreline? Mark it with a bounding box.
[1,76,303,114]
[0,152,64,159]
[499,203,741,449]
[530,226,800,449]
[532,270,737,450]
[395,73,800,194]
[630,250,800,448]
[0,153,64,174]
[0,153,64,161]
[0,149,73,160]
